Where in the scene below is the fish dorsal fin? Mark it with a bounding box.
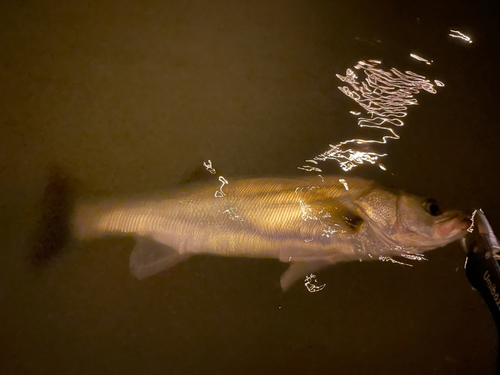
[129,237,191,280]
[280,261,331,292]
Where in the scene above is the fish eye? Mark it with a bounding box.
[423,198,441,216]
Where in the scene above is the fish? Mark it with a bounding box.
[69,175,470,291]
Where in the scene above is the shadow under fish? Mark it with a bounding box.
[33,171,471,291]
[30,168,75,266]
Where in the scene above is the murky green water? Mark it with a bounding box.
[1,0,499,374]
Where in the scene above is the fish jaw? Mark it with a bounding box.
[434,212,471,242]
[381,212,471,252]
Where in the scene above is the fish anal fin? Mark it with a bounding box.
[280,261,330,292]
[129,237,190,280]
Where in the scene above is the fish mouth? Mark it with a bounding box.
[435,212,471,239]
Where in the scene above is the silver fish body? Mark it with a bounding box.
[73,176,470,290]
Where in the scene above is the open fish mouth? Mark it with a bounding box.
[435,213,471,239]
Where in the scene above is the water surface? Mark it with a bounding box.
[1,0,499,374]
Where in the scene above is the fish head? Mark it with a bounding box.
[356,189,470,250]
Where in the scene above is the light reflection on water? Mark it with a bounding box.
[300,60,441,173]
[449,29,473,44]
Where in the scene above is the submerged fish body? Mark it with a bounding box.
[72,176,470,290]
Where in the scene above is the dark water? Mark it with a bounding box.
[1,0,499,374]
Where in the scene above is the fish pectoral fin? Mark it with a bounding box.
[280,261,331,292]
[129,237,190,280]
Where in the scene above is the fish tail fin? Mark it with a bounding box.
[31,167,76,265]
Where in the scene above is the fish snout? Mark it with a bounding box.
[435,211,471,239]
[460,214,473,231]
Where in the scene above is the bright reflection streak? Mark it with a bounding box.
[378,252,428,266]
[378,256,412,266]
[410,53,433,65]
[203,160,217,174]
[434,80,445,87]
[338,179,349,190]
[215,176,228,197]
[449,29,473,44]
[220,207,244,221]
[202,160,229,197]
[304,274,326,292]
[298,165,322,172]
[467,209,478,233]
[299,60,440,172]
[400,253,427,261]
[203,160,246,222]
